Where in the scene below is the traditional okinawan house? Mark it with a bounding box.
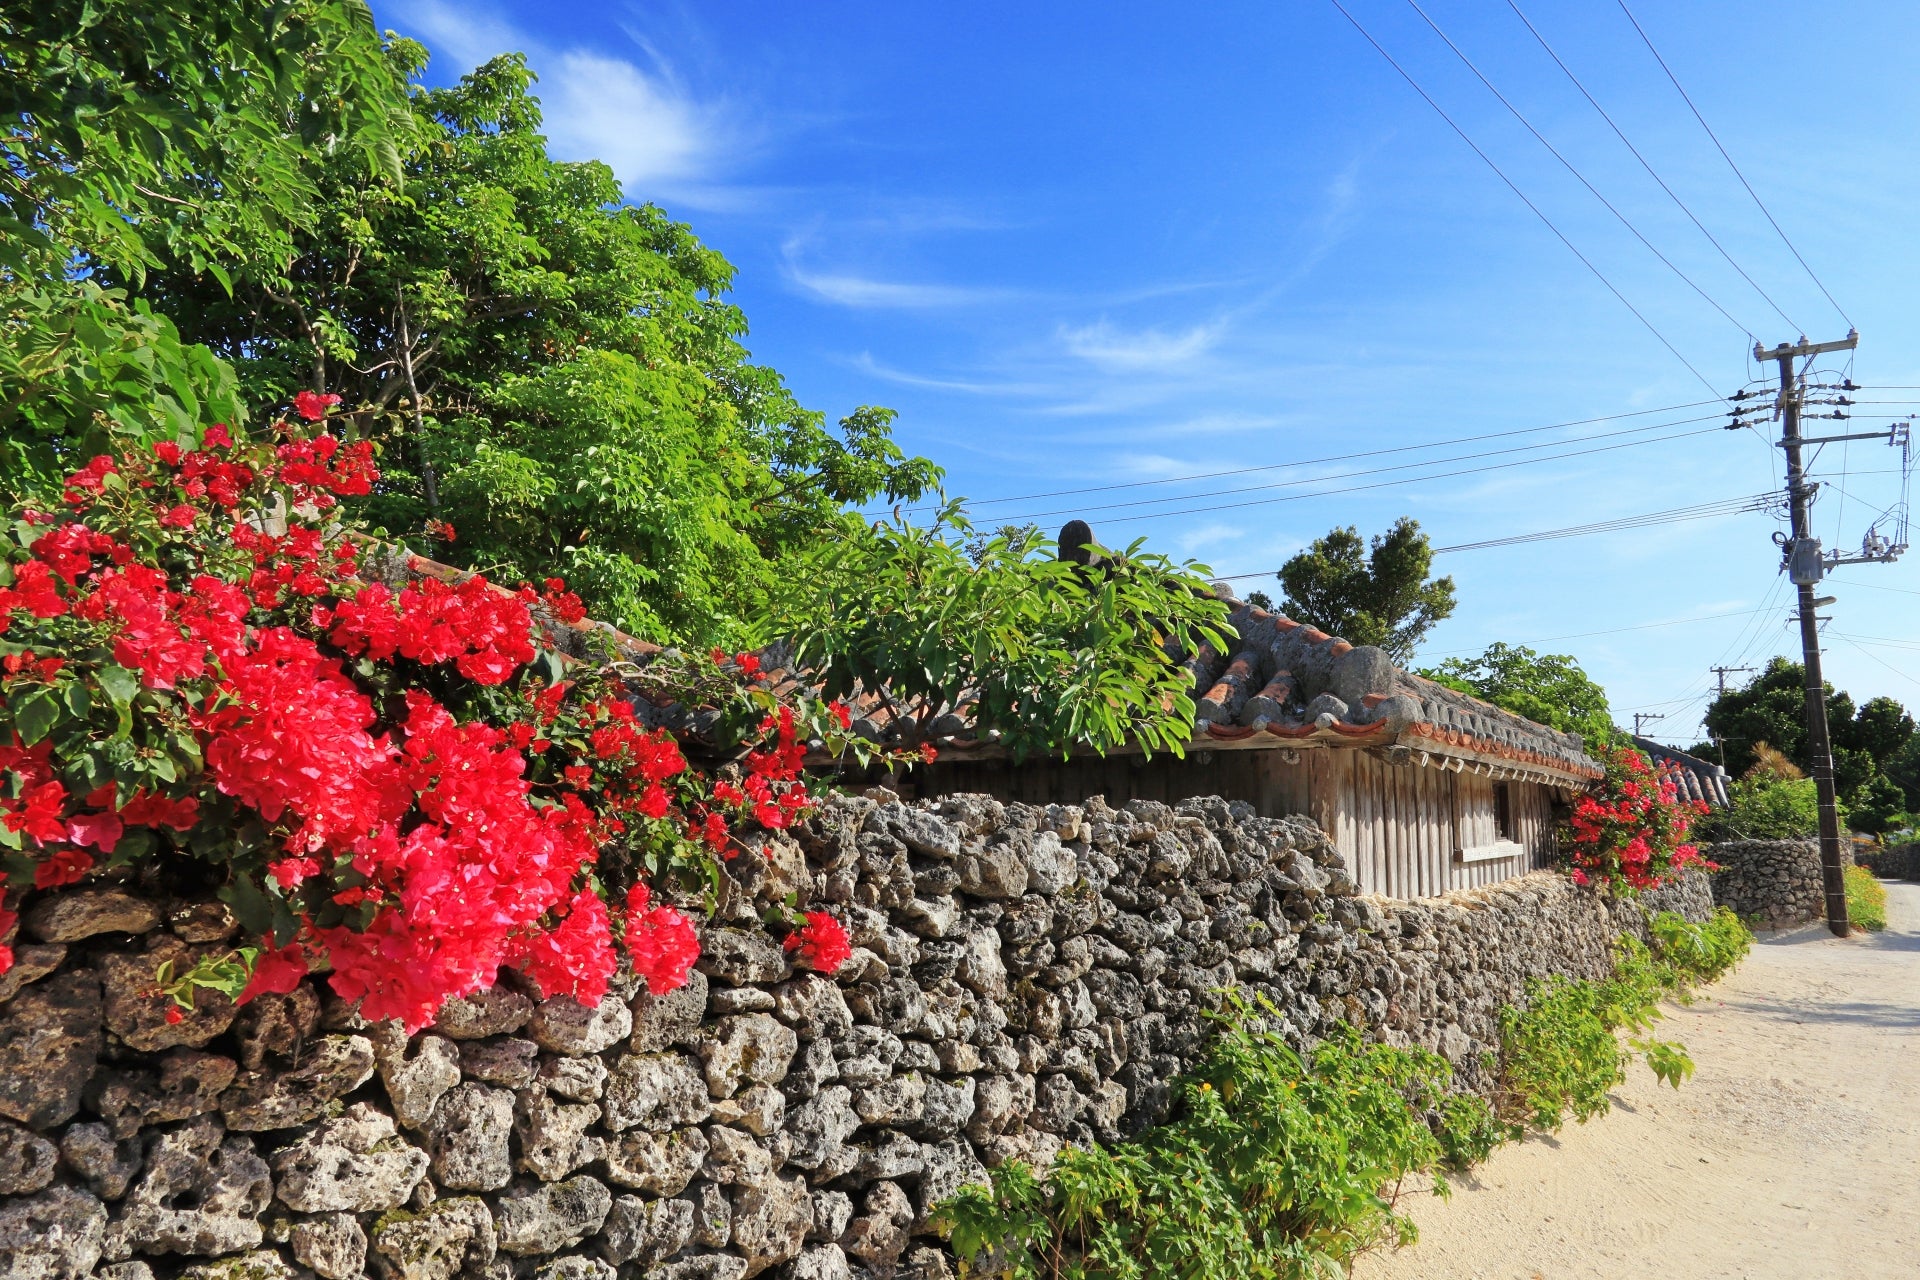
[1632,736,1731,809]
[900,584,1604,901]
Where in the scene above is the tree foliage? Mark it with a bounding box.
[0,0,412,489]
[1419,643,1614,748]
[1697,657,1913,824]
[1275,517,1454,663]
[132,50,937,646]
[780,508,1232,762]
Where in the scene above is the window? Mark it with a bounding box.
[1493,782,1515,841]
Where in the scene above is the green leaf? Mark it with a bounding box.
[221,873,273,937]
[97,663,141,708]
[11,689,60,744]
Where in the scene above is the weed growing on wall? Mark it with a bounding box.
[1844,865,1887,932]
[1496,909,1752,1130]
[934,994,1499,1280]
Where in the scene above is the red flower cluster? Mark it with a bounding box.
[0,425,880,1025]
[784,910,851,974]
[1565,745,1716,893]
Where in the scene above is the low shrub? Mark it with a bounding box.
[935,996,1500,1280]
[1844,864,1887,932]
[1496,910,1752,1130]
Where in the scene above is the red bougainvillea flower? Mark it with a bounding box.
[624,883,700,995]
[4,780,68,843]
[65,810,123,852]
[240,943,310,1003]
[522,888,617,1005]
[292,390,343,422]
[784,910,852,974]
[33,847,93,889]
[827,700,853,730]
[268,857,322,890]
[164,1006,184,1025]
[0,904,16,977]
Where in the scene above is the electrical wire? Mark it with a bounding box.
[1405,0,1756,341]
[1210,491,1775,579]
[1615,0,1854,329]
[1326,0,1727,399]
[920,397,1728,512]
[1836,636,1919,687]
[1419,604,1784,657]
[1503,0,1800,335]
[988,413,1727,524]
[988,424,1724,527]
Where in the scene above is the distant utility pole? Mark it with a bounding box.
[1710,664,1755,697]
[1633,712,1666,737]
[1748,330,1907,936]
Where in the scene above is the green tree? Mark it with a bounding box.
[1849,774,1909,837]
[780,508,1233,761]
[1698,659,1907,800]
[0,0,413,488]
[1418,643,1615,748]
[134,51,936,646]
[1275,517,1454,663]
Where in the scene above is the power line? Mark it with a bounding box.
[1503,0,1800,333]
[1404,0,1756,341]
[930,397,1727,512]
[1420,604,1784,657]
[990,413,1726,524]
[1615,0,1853,329]
[990,423,1724,527]
[1210,491,1775,579]
[1326,0,1726,399]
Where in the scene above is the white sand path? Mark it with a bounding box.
[1353,880,1920,1280]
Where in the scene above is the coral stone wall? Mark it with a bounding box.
[0,792,1710,1280]
[1704,839,1839,928]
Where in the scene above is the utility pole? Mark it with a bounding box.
[1633,712,1666,737]
[1710,665,1755,697]
[1752,332,1864,936]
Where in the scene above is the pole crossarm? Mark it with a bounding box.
[1753,331,1859,364]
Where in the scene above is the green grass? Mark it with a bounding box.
[1844,864,1888,932]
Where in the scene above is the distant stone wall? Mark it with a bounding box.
[1854,842,1918,881]
[1705,839,1837,928]
[0,793,1710,1280]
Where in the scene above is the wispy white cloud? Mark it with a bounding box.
[1058,319,1224,371]
[388,0,734,204]
[1173,522,1246,555]
[848,353,1047,395]
[781,236,1019,309]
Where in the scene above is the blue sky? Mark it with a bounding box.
[378,0,1920,745]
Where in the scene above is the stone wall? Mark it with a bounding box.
[1704,839,1836,928]
[0,792,1711,1280]
[1854,842,1918,881]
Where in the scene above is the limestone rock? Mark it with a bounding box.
[710,1082,785,1136]
[529,994,632,1056]
[603,1126,709,1196]
[432,985,533,1040]
[174,1251,300,1280]
[598,1193,694,1266]
[369,1194,495,1280]
[784,1085,860,1172]
[292,1212,368,1280]
[167,901,238,944]
[603,1052,711,1132]
[271,1104,429,1212]
[24,890,160,943]
[99,943,236,1052]
[87,1049,236,1138]
[494,1175,613,1255]
[686,1179,732,1247]
[221,1033,375,1131]
[730,1171,812,1277]
[649,1254,748,1280]
[700,1125,776,1186]
[532,1258,615,1280]
[956,841,1028,900]
[0,1185,104,1280]
[232,985,321,1069]
[630,969,707,1052]
[0,1118,58,1194]
[697,928,788,986]
[425,1083,514,1191]
[515,1085,604,1182]
[917,1138,990,1224]
[539,1054,608,1101]
[808,1190,853,1243]
[841,1181,911,1270]
[371,1027,462,1129]
[854,1072,926,1127]
[460,1037,540,1088]
[0,970,102,1130]
[105,1115,270,1258]
[771,975,853,1042]
[0,942,65,1004]
[915,1076,976,1139]
[699,1013,798,1099]
[789,1245,853,1280]
[56,1121,139,1199]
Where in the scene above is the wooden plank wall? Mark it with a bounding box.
[916,749,1559,899]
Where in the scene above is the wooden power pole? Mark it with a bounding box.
[1753,332,1858,936]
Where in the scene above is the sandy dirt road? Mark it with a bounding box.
[1352,881,1920,1280]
